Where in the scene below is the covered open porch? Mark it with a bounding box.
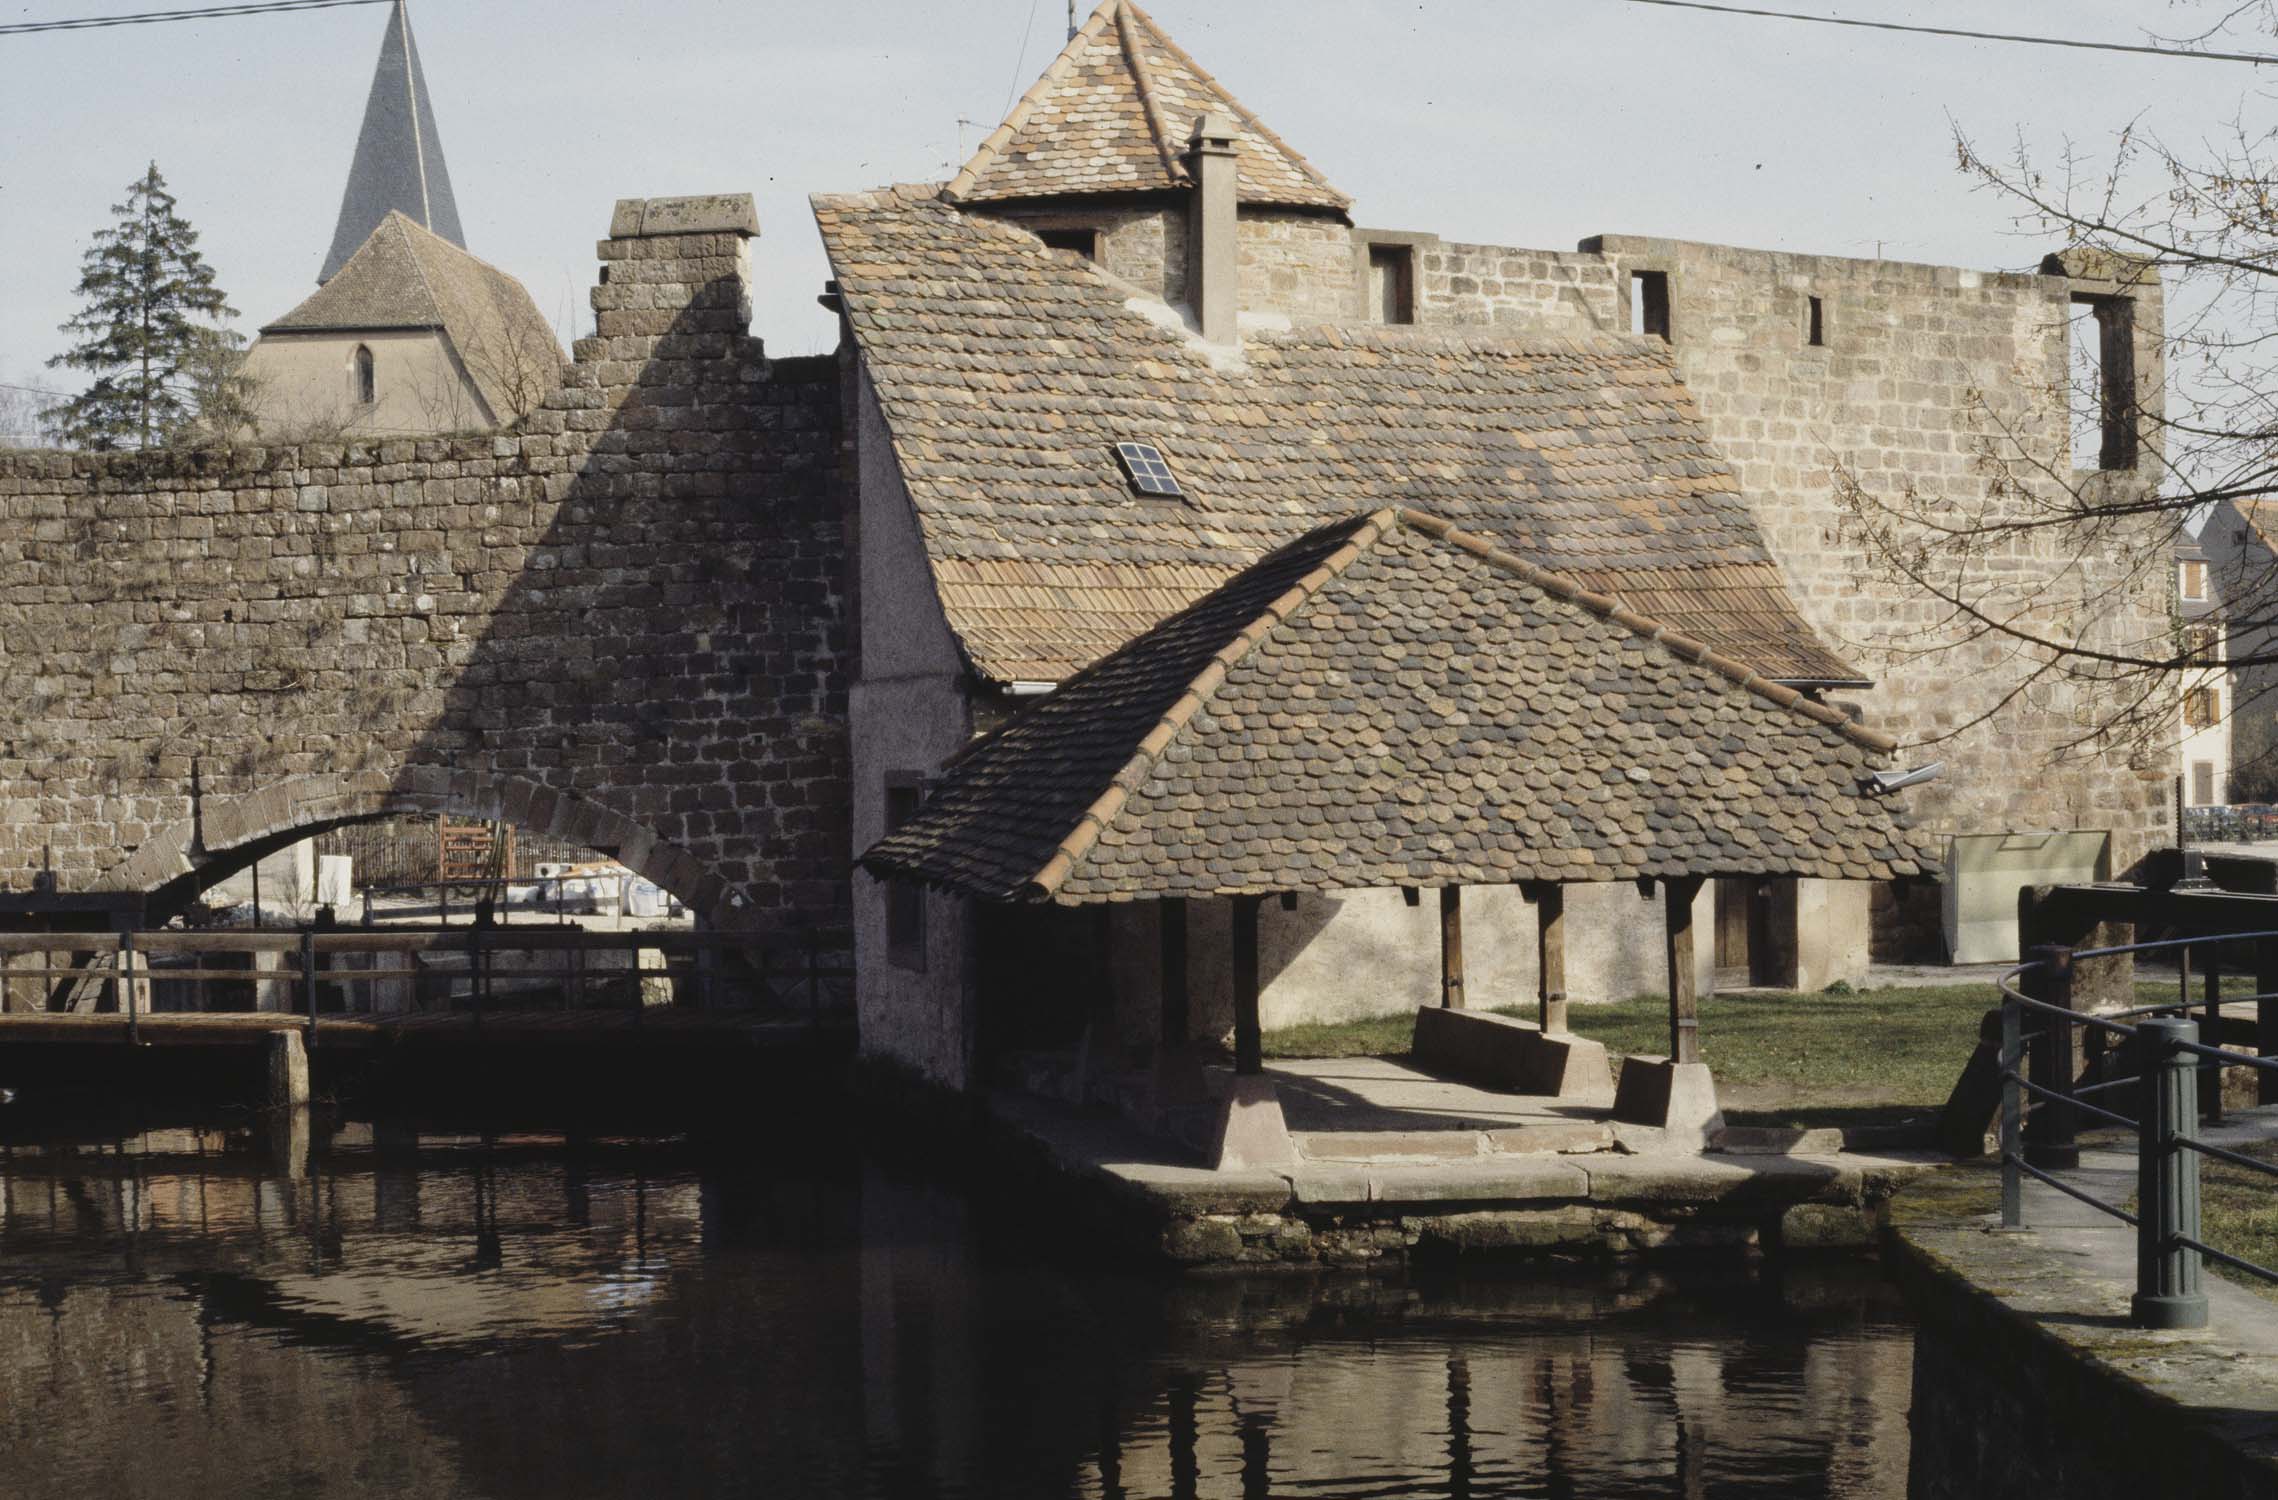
[865,509,1930,1169]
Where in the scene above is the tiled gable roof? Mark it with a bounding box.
[862,510,1927,904]
[814,184,1862,686]
[946,0,1348,212]
[265,212,563,425]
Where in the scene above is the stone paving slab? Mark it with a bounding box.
[1267,1056,1611,1134]
[987,1087,1936,1217]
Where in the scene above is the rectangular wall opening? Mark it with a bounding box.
[1036,226,1102,261]
[2069,293,2137,471]
[1631,270,1671,341]
[884,775,926,970]
[1806,295,1825,347]
[1368,244,1416,325]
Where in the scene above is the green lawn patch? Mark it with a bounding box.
[1259,977,2223,1131]
[2177,1139,2278,1304]
[1262,984,2001,1129]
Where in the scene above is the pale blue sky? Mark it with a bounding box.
[2,0,2271,397]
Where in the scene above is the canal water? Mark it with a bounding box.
[0,1121,1915,1498]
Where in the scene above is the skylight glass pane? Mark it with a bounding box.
[1113,441,1184,499]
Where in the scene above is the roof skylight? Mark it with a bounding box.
[1114,441,1184,499]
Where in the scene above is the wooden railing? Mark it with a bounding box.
[0,927,853,1040]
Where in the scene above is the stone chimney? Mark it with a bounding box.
[1183,111,1239,345]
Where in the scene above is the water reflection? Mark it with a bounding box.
[0,1122,1911,1498]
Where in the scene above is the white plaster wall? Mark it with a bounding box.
[2181,655,2230,805]
[241,328,494,438]
[1142,881,1719,1043]
[1792,879,1872,991]
[850,370,976,1089]
[207,838,318,916]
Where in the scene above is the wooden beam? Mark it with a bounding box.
[1664,875,1705,1065]
[1159,898,1189,1048]
[1439,886,1465,1010]
[1232,895,1262,1075]
[1529,881,1568,1034]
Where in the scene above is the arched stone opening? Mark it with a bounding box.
[97,768,740,930]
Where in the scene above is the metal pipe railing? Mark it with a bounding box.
[1997,930,2278,1330]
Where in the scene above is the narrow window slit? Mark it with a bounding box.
[1631,271,1670,341]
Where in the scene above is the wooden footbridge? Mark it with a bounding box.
[0,927,853,1102]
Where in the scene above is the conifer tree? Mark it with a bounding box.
[45,163,239,451]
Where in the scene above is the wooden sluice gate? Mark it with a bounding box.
[0,927,854,1111]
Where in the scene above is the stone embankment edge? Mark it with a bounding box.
[1885,1162,2278,1499]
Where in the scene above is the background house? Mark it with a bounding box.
[2202,501,2278,800]
[2178,533,2230,807]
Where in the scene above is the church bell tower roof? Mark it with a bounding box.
[319,0,465,284]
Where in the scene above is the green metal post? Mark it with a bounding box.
[2133,1017,2209,1330]
[2204,961,2225,1125]
[2000,992,2023,1229]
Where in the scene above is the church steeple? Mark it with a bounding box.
[319,0,464,284]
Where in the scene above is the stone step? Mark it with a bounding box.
[1295,1121,1616,1162]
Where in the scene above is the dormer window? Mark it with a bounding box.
[1037,227,1102,262]
[354,344,376,406]
[1114,441,1184,499]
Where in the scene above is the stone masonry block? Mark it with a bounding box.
[610,195,758,239]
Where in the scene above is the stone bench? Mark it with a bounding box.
[1410,1006,1612,1099]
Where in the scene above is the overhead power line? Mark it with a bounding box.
[1606,0,2278,65]
[0,0,387,37]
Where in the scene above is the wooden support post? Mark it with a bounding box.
[1094,904,1118,1041]
[1232,895,1263,1076]
[1532,882,1568,1035]
[1439,886,1465,1010]
[301,931,318,1045]
[2259,937,2278,1107]
[1160,898,1189,1048]
[2022,943,2080,1170]
[266,1027,309,1109]
[1664,875,1705,1065]
[118,931,141,1047]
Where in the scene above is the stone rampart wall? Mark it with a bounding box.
[0,197,851,932]
[1417,240,1622,334]
[1587,233,2173,871]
